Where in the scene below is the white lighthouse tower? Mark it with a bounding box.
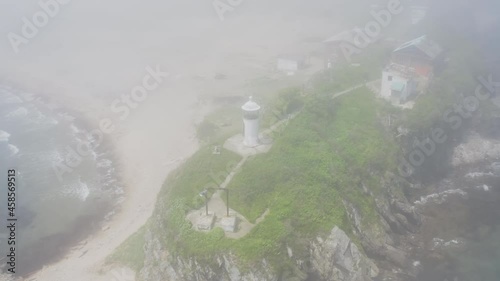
[242,96,261,147]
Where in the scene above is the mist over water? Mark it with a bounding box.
[0,0,499,279]
[414,167,500,281]
[0,86,122,275]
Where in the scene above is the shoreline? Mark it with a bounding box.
[1,54,321,280]
[39,115,205,281]
[0,14,335,280]
[0,83,126,277]
[0,79,210,281]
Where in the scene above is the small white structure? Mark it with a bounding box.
[381,65,417,104]
[242,96,261,147]
[220,216,238,233]
[277,55,305,76]
[380,36,442,105]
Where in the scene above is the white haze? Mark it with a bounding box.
[0,0,358,106]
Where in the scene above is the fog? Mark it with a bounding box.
[0,0,498,100]
[1,0,498,103]
[0,0,348,103]
[1,0,500,280]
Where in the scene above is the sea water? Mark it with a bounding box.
[0,85,123,276]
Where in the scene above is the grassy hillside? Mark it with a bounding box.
[107,12,497,279]
[109,55,400,274]
[141,84,398,272]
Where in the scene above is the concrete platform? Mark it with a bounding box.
[195,213,216,231]
[220,216,238,233]
[223,134,273,157]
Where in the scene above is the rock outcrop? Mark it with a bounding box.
[310,227,378,281]
[139,226,377,281]
[139,228,277,281]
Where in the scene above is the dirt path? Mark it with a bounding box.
[331,80,379,100]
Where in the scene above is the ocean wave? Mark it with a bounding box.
[31,110,59,126]
[3,96,23,104]
[8,144,19,156]
[0,85,12,91]
[432,237,465,251]
[465,171,494,178]
[97,158,113,168]
[17,92,37,102]
[6,107,28,119]
[475,184,491,191]
[44,149,65,164]
[70,124,81,135]
[43,117,59,126]
[58,112,76,122]
[62,179,90,201]
[0,130,11,142]
[415,189,468,206]
[0,91,23,104]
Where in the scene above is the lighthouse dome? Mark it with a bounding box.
[242,96,261,112]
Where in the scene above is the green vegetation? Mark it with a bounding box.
[150,77,398,271]
[196,106,242,144]
[107,226,147,272]
[108,7,500,280]
[228,87,397,240]
[197,87,306,145]
[260,87,304,128]
[112,38,405,273]
[402,28,486,133]
[110,44,404,275]
[160,147,243,211]
[312,63,380,97]
[153,147,242,259]
[390,30,490,181]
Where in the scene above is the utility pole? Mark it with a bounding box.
[206,195,209,216]
[201,187,231,217]
[199,190,209,216]
[225,188,230,217]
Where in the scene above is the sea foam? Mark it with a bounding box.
[62,179,90,201]
[0,130,11,142]
[415,189,468,206]
[6,107,28,119]
[8,144,19,156]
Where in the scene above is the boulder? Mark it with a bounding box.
[310,226,377,281]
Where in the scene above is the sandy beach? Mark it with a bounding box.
[26,84,204,281]
[0,1,343,280]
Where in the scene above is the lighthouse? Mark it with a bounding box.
[242,96,261,147]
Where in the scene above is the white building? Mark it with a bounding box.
[277,55,305,76]
[381,65,418,104]
[242,96,261,147]
[380,36,442,105]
